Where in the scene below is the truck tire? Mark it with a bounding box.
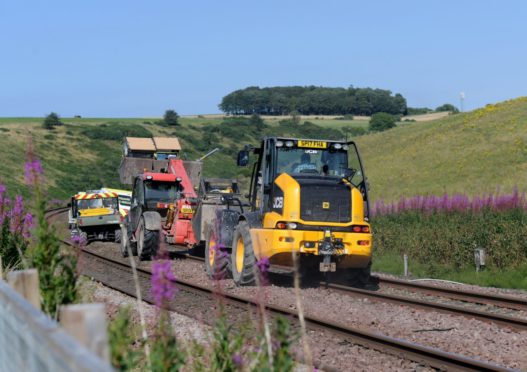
[137,217,159,261]
[204,225,230,280]
[120,225,137,257]
[114,228,122,244]
[231,221,256,286]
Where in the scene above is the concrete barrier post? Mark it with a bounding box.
[60,303,110,362]
[7,269,41,310]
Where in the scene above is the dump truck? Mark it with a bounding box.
[205,137,373,286]
[70,190,122,243]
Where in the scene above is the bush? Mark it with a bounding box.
[435,103,460,113]
[342,126,366,137]
[369,112,396,132]
[81,123,152,141]
[42,112,63,130]
[163,109,180,126]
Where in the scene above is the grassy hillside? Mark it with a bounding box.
[357,97,527,202]
[0,116,361,199]
[0,97,525,202]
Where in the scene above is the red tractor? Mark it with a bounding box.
[120,159,198,260]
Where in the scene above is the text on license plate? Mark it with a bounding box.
[297,140,327,149]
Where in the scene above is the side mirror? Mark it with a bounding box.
[237,150,249,166]
[344,168,357,180]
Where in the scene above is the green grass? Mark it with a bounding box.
[373,251,527,290]
[1,96,526,202]
[357,97,527,202]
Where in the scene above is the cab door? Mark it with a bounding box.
[129,177,144,233]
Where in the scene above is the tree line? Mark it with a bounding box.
[219,86,407,116]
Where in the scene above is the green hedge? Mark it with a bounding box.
[372,209,527,272]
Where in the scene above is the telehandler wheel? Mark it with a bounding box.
[231,221,257,286]
[120,225,137,258]
[114,228,122,244]
[344,262,378,290]
[137,217,159,261]
[204,226,230,280]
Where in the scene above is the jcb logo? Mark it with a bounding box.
[273,197,284,209]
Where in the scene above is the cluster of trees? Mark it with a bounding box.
[219,86,407,116]
[407,103,460,115]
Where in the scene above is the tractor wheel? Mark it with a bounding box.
[137,217,159,261]
[231,221,256,286]
[204,225,230,280]
[120,225,137,257]
[114,228,122,244]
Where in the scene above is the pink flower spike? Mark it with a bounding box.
[151,259,178,307]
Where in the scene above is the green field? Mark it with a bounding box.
[0,97,526,202]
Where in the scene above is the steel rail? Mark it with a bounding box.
[324,282,527,332]
[80,248,512,372]
[378,277,527,312]
[180,255,527,331]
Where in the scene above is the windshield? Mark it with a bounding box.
[144,181,179,202]
[119,195,131,207]
[276,148,348,178]
[77,197,118,210]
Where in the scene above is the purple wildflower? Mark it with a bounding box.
[371,188,527,217]
[71,234,87,247]
[22,213,33,239]
[9,195,24,234]
[232,354,243,368]
[151,259,178,307]
[256,256,270,285]
[24,158,44,185]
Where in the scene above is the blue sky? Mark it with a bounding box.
[1,1,526,117]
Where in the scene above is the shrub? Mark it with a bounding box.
[369,112,396,132]
[163,109,180,126]
[342,126,366,137]
[42,112,63,130]
[81,123,152,141]
[436,103,460,113]
[372,190,527,271]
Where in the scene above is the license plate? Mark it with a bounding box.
[319,262,336,272]
[298,140,327,149]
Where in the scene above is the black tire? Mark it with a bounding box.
[299,255,323,287]
[137,217,159,261]
[231,221,256,286]
[343,262,378,290]
[114,228,122,244]
[204,225,230,280]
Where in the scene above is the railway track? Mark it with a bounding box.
[179,254,527,331]
[79,247,511,371]
[49,208,520,370]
